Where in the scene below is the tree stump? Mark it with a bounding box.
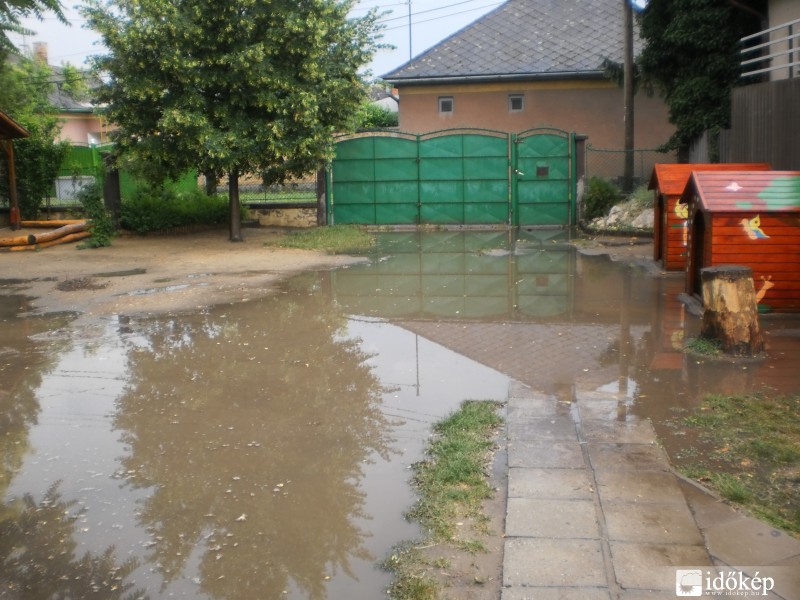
[700,265,764,356]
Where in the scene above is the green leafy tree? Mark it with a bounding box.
[82,0,383,242]
[0,0,66,55]
[353,102,398,130]
[0,56,69,218]
[635,0,764,160]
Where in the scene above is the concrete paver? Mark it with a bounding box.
[502,382,800,600]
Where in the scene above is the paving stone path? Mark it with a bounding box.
[501,381,800,600]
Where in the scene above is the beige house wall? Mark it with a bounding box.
[395,80,674,150]
[57,113,111,146]
[768,0,800,81]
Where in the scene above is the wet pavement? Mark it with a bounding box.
[2,229,800,599]
[502,382,800,599]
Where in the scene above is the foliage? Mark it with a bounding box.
[685,336,722,357]
[57,63,89,101]
[679,392,800,534]
[635,0,764,159]
[0,56,69,218]
[353,102,398,130]
[0,0,66,55]
[120,187,230,234]
[582,176,622,221]
[267,225,375,255]
[76,182,115,248]
[383,400,502,599]
[82,0,384,241]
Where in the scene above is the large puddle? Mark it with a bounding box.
[2,230,799,598]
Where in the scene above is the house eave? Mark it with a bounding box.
[384,71,606,87]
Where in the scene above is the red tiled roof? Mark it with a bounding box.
[679,171,800,213]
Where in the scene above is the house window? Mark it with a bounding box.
[438,96,454,114]
[509,94,524,112]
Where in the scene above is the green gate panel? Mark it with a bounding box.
[330,129,571,226]
[464,203,507,224]
[420,181,465,202]
[375,204,418,224]
[333,182,375,203]
[333,204,375,224]
[514,130,572,226]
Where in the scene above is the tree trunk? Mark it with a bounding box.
[700,265,764,356]
[204,169,217,196]
[229,168,243,242]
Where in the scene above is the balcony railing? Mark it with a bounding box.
[740,17,800,79]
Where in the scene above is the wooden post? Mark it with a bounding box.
[700,265,764,356]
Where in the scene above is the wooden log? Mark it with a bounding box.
[26,221,88,244]
[700,265,764,356]
[20,219,85,228]
[1,231,92,252]
[0,232,32,247]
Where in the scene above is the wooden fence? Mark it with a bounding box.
[719,78,800,169]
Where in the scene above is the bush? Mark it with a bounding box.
[120,187,231,233]
[582,177,622,221]
[77,183,115,248]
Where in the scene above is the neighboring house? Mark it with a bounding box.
[382,0,674,151]
[369,85,399,114]
[29,42,109,146]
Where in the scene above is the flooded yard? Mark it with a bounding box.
[2,229,799,598]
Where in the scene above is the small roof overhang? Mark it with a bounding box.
[0,110,29,140]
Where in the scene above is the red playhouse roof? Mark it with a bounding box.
[648,163,771,196]
[679,171,800,213]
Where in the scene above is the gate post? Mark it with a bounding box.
[510,134,518,226]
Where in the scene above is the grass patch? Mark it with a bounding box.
[679,392,800,535]
[265,224,375,254]
[684,336,722,357]
[383,400,503,599]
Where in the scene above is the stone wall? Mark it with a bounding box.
[246,204,319,228]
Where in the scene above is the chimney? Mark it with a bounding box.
[32,42,48,64]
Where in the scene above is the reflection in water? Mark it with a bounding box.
[2,231,799,598]
[0,272,509,599]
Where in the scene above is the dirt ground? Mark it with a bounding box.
[0,225,652,599]
[0,226,363,321]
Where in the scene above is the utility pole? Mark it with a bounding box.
[623,0,635,192]
[408,1,413,61]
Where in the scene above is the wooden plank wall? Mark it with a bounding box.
[710,213,800,312]
[720,79,800,170]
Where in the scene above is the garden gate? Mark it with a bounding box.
[328,128,575,227]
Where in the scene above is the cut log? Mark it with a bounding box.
[0,233,32,247]
[20,219,85,228]
[26,222,88,245]
[1,231,92,252]
[700,265,764,356]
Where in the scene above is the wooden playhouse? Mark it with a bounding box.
[680,170,800,312]
[649,163,770,271]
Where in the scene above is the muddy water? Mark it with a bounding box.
[2,230,800,599]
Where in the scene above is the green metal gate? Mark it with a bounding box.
[329,128,574,226]
[512,128,574,226]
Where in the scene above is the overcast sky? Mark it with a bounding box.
[10,0,503,79]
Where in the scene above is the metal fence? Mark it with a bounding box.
[585,145,675,189]
[201,171,318,204]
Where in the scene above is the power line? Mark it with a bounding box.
[381,2,503,32]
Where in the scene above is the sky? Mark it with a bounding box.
[9,0,504,79]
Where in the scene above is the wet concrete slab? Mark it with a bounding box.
[502,381,800,600]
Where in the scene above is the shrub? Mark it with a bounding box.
[120,187,230,233]
[582,177,622,221]
[77,182,115,248]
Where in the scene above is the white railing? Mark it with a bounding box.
[740,17,800,79]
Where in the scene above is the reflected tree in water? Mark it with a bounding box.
[114,275,392,599]
[0,483,144,599]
